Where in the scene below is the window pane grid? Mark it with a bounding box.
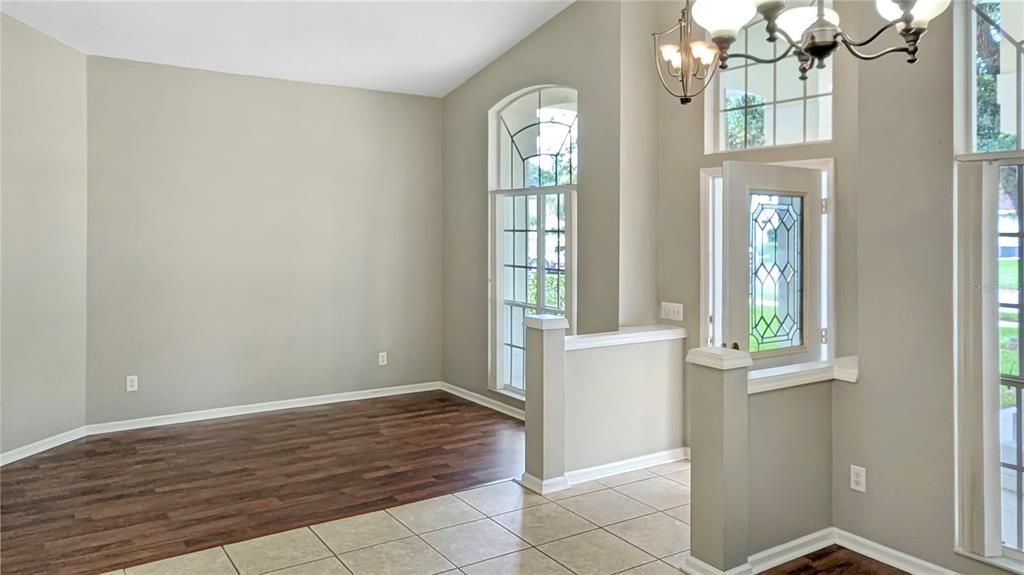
[716,23,832,151]
[1001,165,1024,550]
[497,189,568,392]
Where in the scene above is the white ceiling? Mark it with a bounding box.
[1,1,572,97]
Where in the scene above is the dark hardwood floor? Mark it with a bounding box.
[0,391,524,575]
[763,545,909,575]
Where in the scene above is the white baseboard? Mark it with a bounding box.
[564,446,690,485]
[1,380,522,466]
[747,528,835,573]
[87,381,446,435]
[682,555,752,575]
[834,528,958,575]
[743,527,958,575]
[517,473,569,495]
[0,426,88,466]
[436,382,524,421]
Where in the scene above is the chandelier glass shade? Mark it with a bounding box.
[653,0,951,105]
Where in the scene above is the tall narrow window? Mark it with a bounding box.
[999,164,1024,550]
[490,87,577,395]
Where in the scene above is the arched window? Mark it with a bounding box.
[489,87,578,396]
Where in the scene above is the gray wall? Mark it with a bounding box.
[830,5,1003,573]
[85,57,443,423]
[564,339,684,471]
[441,1,624,404]
[1,16,88,451]
[749,383,832,554]
[617,2,661,327]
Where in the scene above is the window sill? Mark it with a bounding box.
[747,355,858,395]
[955,548,1024,575]
[490,387,525,402]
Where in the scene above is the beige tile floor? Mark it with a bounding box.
[104,460,692,575]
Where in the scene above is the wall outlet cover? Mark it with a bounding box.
[126,375,139,392]
[850,464,866,493]
[378,352,388,367]
[660,302,684,322]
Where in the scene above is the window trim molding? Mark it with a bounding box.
[486,85,579,397]
[487,187,577,396]
[954,158,1005,562]
[698,158,835,363]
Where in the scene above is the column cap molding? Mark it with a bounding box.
[524,314,570,331]
[686,346,753,371]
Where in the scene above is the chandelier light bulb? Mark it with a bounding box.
[692,0,757,40]
[776,6,841,41]
[690,41,717,67]
[875,0,951,28]
[659,43,682,63]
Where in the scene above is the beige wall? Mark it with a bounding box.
[85,57,443,423]
[564,339,684,472]
[1,16,88,451]
[441,1,623,404]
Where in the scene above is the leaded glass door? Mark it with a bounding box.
[723,161,822,367]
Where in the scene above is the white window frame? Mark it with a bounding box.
[953,2,1024,569]
[954,159,1012,569]
[488,188,577,398]
[486,86,579,399]
[959,0,1024,157]
[704,24,834,154]
[698,158,835,363]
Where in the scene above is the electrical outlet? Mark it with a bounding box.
[126,375,139,392]
[378,352,388,367]
[660,302,684,322]
[850,464,866,493]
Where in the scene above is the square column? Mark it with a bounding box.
[518,314,569,495]
[685,347,753,575]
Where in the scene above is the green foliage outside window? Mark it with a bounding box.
[725,94,767,150]
[976,2,1018,152]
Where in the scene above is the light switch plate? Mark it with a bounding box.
[660,302,684,322]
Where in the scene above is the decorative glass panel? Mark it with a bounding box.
[749,193,803,352]
[497,88,578,190]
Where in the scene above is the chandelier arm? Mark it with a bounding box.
[839,40,911,62]
[652,35,685,99]
[772,28,803,51]
[836,20,900,48]
[724,45,794,67]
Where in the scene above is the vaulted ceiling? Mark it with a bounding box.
[2,1,572,97]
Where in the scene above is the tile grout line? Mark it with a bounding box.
[219,545,243,575]
[303,524,352,575]
[123,470,693,575]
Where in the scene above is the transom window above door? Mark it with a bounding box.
[708,7,834,152]
[489,86,578,396]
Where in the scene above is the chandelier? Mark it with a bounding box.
[653,0,951,105]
